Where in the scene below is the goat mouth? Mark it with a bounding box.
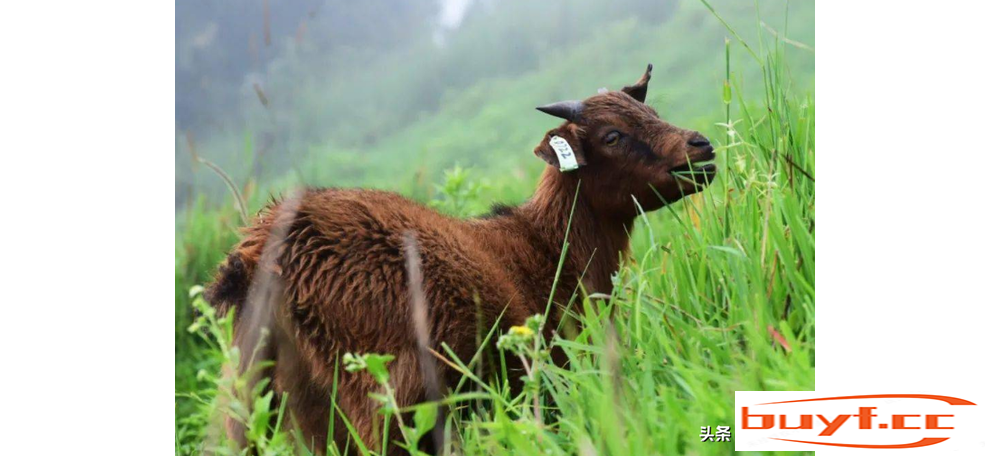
[670,162,717,184]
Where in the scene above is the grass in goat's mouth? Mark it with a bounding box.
[671,160,716,175]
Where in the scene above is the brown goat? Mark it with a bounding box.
[206,64,716,453]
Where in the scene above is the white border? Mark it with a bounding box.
[817,1,990,453]
[2,1,174,453]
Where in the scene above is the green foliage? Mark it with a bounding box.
[180,287,296,455]
[428,165,490,217]
[176,0,813,206]
[343,353,396,385]
[343,352,443,455]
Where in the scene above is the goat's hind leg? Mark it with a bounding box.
[329,350,439,455]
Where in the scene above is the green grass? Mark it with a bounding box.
[175,3,814,454]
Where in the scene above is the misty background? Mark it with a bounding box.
[175,0,813,211]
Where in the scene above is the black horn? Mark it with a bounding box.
[536,100,584,122]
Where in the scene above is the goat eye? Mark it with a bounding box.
[604,131,620,146]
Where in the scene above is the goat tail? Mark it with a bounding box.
[205,251,255,317]
[205,194,294,318]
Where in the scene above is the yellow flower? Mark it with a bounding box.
[508,325,534,338]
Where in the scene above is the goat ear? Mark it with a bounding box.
[534,124,587,172]
[621,63,652,103]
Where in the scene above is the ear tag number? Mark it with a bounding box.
[549,136,580,172]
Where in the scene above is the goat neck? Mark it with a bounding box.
[520,167,633,295]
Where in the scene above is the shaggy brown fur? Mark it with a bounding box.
[206,65,716,454]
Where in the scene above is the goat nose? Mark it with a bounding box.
[688,135,711,148]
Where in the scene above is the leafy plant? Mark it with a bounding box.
[342,353,440,455]
[428,165,489,217]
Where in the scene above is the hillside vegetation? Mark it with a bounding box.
[176,1,815,454]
